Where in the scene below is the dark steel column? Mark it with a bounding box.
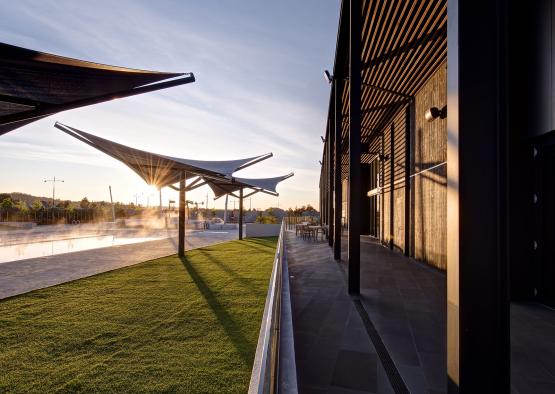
[239,187,244,240]
[319,173,323,223]
[348,0,362,295]
[404,104,412,256]
[321,160,326,225]
[178,171,186,257]
[323,152,327,225]
[334,81,343,260]
[324,151,328,226]
[447,0,510,391]
[328,122,335,246]
[389,122,395,250]
[381,133,385,242]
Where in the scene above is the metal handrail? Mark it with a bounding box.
[248,221,295,394]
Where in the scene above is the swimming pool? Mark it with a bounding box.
[0,234,166,264]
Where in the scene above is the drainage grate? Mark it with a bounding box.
[332,259,409,393]
[352,298,410,394]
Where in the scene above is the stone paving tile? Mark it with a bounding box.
[511,302,555,393]
[0,231,236,299]
[344,237,446,394]
[332,350,378,392]
[286,232,393,394]
[328,234,554,394]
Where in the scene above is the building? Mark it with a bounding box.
[318,1,555,392]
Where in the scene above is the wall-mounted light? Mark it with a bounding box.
[425,106,447,122]
[319,160,323,165]
[321,136,326,143]
[367,151,389,162]
[323,70,333,84]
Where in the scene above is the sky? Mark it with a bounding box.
[0,0,340,211]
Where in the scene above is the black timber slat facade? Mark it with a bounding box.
[326,0,448,270]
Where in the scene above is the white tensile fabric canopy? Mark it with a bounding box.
[205,173,294,199]
[54,122,272,188]
[0,42,194,136]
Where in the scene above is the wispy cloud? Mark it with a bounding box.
[0,0,339,209]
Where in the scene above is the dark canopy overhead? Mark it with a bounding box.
[205,173,294,199]
[329,0,447,179]
[0,42,195,136]
[55,122,272,188]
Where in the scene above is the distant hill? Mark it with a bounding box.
[6,192,58,205]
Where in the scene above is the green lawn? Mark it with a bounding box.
[0,237,277,393]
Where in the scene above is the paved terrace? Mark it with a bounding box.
[0,230,236,299]
[287,232,555,394]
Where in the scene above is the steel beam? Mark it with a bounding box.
[348,0,362,295]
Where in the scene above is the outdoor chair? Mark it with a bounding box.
[300,224,313,240]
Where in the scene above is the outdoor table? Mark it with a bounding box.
[295,222,312,236]
[308,225,325,240]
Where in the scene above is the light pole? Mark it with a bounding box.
[133,193,143,206]
[43,176,64,207]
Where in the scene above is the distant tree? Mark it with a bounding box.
[31,200,43,211]
[1,197,14,210]
[15,200,29,213]
[1,197,13,221]
[0,193,10,202]
[255,212,277,224]
[305,204,316,212]
[115,207,127,218]
[80,197,90,209]
[58,200,71,209]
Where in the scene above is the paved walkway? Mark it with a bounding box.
[286,231,394,394]
[354,237,446,394]
[511,302,555,394]
[288,232,555,394]
[0,231,236,299]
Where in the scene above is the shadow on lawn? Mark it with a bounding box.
[236,238,278,254]
[179,255,255,366]
[195,249,264,296]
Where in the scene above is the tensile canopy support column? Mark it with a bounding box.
[239,187,244,240]
[178,171,187,257]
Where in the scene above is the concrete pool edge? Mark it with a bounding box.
[0,234,236,301]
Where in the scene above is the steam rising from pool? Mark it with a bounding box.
[0,211,184,263]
